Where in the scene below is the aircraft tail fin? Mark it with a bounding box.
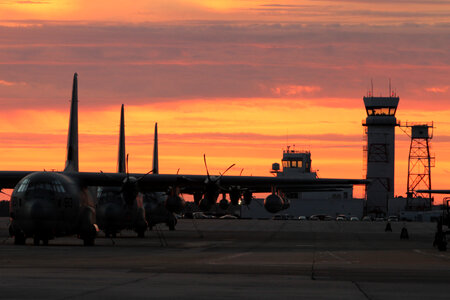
[117,104,126,173]
[64,73,79,173]
[152,123,159,174]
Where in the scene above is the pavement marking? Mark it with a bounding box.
[207,252,252,264]
[413,249,450,260]
[323,251,352,264]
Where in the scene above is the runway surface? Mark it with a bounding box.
[0,217,449,299]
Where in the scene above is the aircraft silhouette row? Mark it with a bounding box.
[2,73,367,246]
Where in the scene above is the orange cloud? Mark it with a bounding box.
[0,79,26,86]
[0,80,15,86]
[271,85,322,96]
[425,86,449,93]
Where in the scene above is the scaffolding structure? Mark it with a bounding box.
[399,122,435,204]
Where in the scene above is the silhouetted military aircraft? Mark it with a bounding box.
[96,104,147,238]
[143,123,183,231]
[7,73,99,245]
[1,73,368,246]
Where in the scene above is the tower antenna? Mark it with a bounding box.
[371,78,374,97]
[286,129,289,148]
[389,78,391,97]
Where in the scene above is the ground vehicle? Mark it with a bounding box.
[362,216,372,221]
[310,214,333,221]
[298,216,307,221]
[336,214,348,221]
[193,212,208,219]
[350,217,359,221]
[387,215,399,222]
[219,214,238,219]
[336,216,346,221]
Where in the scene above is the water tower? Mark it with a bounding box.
[363,91,400,216]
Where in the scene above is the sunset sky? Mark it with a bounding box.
[0,1,449,202]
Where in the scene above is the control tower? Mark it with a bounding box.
[363,93,400,216]
[271,146,316,179]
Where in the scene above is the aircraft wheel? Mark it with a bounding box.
[33,236,40,246]
[14,233,26,245]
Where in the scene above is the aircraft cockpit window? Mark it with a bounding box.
[53,181,66,193]
[26,182,55,192]
[17,178,30,192]
[97,187,103,199]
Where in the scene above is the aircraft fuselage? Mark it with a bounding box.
[9,171,97,245]
[96,186,147,237]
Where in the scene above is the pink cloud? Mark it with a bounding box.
[0,79,26,86]
[0,80,15,86]
[269,85,321,96]
[426,86,449,93]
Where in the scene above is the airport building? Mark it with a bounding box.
[240,147,364,219]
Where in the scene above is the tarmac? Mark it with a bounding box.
[0,217,449,299]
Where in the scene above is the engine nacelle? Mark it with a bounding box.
[202,188,219,208]
[282,198,290,210]
[199,198,213,211]
[219,198,229,210]
[122,176,139,206]
[165,194,186,214]
[243,190,253,205]
[264,194,284,214]
[229,188,241,206]
[193,192,203,206]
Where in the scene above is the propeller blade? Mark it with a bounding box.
[137,169,154,183]
[219,163,235,180]
[240,168,244,176]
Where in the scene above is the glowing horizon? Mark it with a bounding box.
[0,1,449,203]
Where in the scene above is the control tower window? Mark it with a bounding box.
[283,160,303,168]
[367,108,396,116]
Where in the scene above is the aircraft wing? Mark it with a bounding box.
[136,174,367,193]
[70,172,368,193]
[0,171,368,193]
[0,171,35,189]
[416,190,450,194]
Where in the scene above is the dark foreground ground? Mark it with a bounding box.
[0,217,449,299]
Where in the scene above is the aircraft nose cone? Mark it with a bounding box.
[25,200,55,220]
[144,201,158,215]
